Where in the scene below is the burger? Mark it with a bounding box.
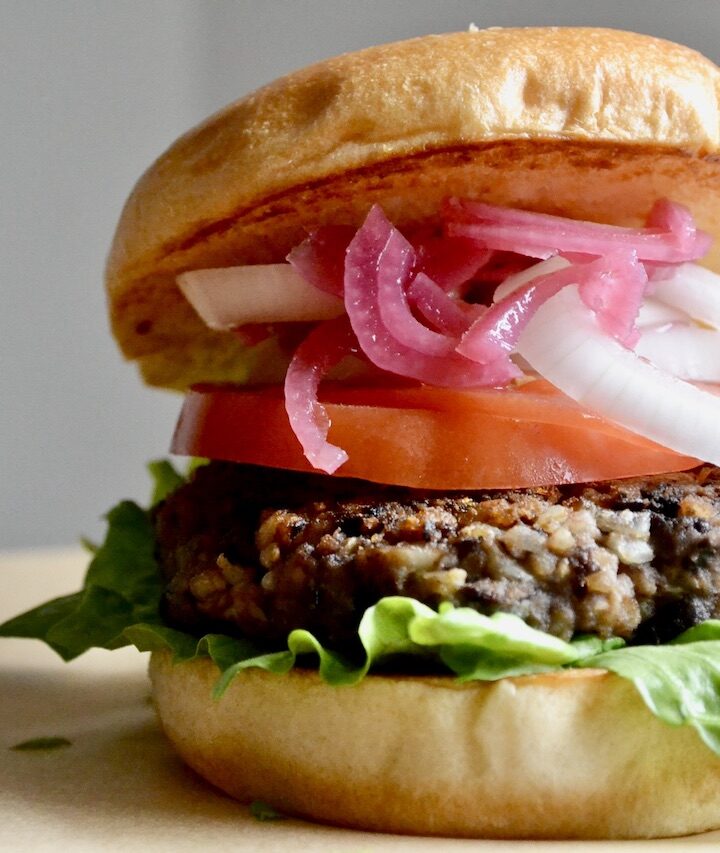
[4,26,720,839]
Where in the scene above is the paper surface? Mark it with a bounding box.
[1,547,719,851]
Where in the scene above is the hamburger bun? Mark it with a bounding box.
[150,651,720,838]
[105,27,720,390]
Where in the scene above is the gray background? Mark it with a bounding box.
[3,1,720,549]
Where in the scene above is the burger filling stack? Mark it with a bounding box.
[5,27,720,839]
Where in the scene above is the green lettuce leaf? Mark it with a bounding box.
[0,500,162,660]
[147,459,186,505]
[575,621,720,754]
[147,457,209,506]
[4,462,720,754]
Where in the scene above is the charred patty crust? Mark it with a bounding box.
[154,462,720,653]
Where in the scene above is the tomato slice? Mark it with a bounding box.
[171,382,699,490]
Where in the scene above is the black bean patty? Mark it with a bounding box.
[153,462,720,652]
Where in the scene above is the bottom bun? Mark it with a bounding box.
[149,650,720,838]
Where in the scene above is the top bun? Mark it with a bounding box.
[106,27,720,391]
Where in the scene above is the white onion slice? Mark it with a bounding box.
[517,287,720,464]
[652,263,720,329]
[636,325,720,381]
[178,264,344,330]
[492,255,570,303]
[636,297,688,328]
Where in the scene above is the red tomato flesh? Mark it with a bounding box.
[171,381,699,490]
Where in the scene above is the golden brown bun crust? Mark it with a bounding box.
[149,651,720,839]
[106,28,720,390]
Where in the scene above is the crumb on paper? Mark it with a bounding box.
[10,736,72,752]
[250,800,287,821]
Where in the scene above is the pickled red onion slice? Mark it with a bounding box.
[444,198,711,263]
[457,263,579,365]
[578,251,647,346]
[645,198,704,255]
[492,256,571,303]
[376,234,458,356]
[470,252,537,284]
[344,206,519,386]
[287,225,355,296]
[408,273,480,337]
[411,230,493,292]
[178,264,343,329]
[517,287,720,465]
[458,252,645,364]
[284,316,358,473]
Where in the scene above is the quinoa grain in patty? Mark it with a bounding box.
[154,462,720,653]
